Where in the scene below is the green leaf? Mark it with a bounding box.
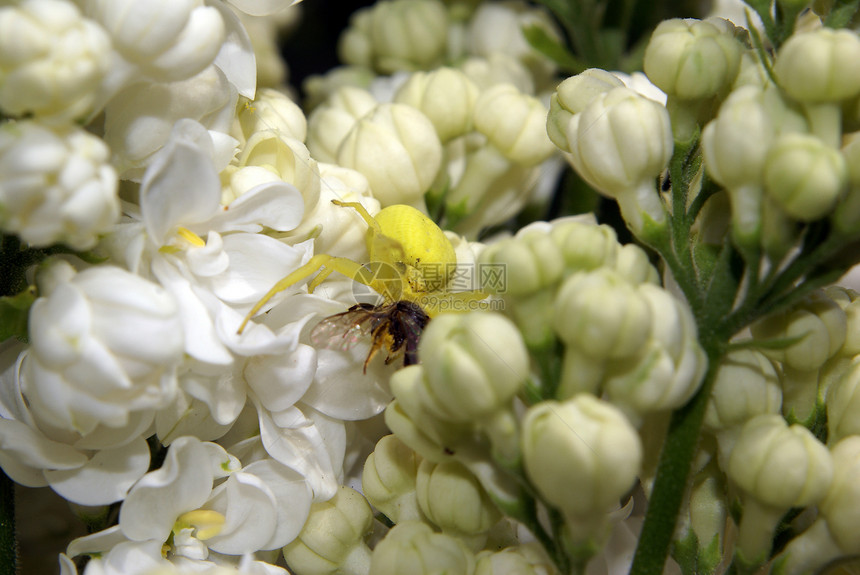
[671,529,700,575]
[0,286,35,343]
[825,0,860,27]
[521,23,585,73]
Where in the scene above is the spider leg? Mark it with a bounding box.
[331,200,383,235]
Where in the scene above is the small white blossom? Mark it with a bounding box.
[0,0,111,122]
[0,121,119,250]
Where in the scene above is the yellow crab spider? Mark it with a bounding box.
[237,200,489,334]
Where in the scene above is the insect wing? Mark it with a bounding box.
[310,305,377,351]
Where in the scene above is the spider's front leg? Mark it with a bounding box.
[237,254,367,334]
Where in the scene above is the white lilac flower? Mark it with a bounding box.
[66,436,312,564]
[0,120,119,250]
[0,0,112,122]
[103,66,239,180]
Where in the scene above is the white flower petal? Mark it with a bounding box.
[211,0,256,98]
[245,344,316,412]
[256,403,341,500]
[204,472,278,554]
[226,0,301,16]
[243,459,312,549]
[0,419,87,470]
[301,346,392,420]
[67,524,127,560]
[44,436,150,505]
[119,436,215,542]
[74,410,155,450]
[206,181,305,234]
[140,120,221,245]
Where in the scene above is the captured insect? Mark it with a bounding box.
[310,301,430,373]
[237,200,489,370]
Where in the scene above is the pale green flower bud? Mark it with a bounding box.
[833,132,860,233]
[763,132,847,221]
[564,86,673,198]
[547,69,625,152]
[0,0,111,122]
[394,68,479,143]
[477,229,564,296]
[644,18,743,101]
[458,53,534,94]
[751,290,847,371]
[237,88,307,143]
[415,459,501,539]
[385,393,473,464]
[774,28,860,103]
[604,283,707,416]
[549,220,619,273]
[362,434,423,524]
[474,544,557,575]
[238,130,321,210]
[473,84,555,166]
[303,66,376,113]
[727,414,833,565]
[553,269,652,361]
[819,436,860,553]
[415,312,529,422]
[283,486,374,575]
[337,102,442,207]
[562,86,672,237]
[466,2,560,89]
[521,395,642,532]
[826,358,860,444]
[703,349,782,432]
[307,87,378,164]
[338,9,373,69]
[369,521,476,575]
[342,0,448,74]
[613,243,660,285]
[825,286,860,356]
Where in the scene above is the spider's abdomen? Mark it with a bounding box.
[372,205,456,289]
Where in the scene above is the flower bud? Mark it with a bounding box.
[237,130,321,209]
[369,521,476,575]
[282,486,373,575]
[560,86,673,197]
[775,28,860,103]
[820,436,860,553]
[521,395,642,524]
[704,350,782,432]
[549,220,620,273]
[416,459,501,538]
[729,414,832,510]
[562,87,672,235]
[477,229,564,297]
[474,544,556,575]
[458,53,534,94]
[237,88,307,143]
[341,0,448,74]
[751,290,847,371]
[0,0,111,122]
[553,269,652,361]
[547,70,625,151]
[394,67,479,143]
[603,283,707,416]
[473,83,555,166]
[411,312,529,422]
[826,358,860,444]
[763,132,847,221]
[0,121,119,250]
[613,243,660,285]
[337,102,442,207]
[307,87,378,164]
[727,414,833,566]
[87,0,226,83]
[362,434,423,524]
[466,2,560,88]
[644,18,743,101]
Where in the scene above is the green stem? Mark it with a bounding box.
[629,341,726,575]
[0,471,16,575]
